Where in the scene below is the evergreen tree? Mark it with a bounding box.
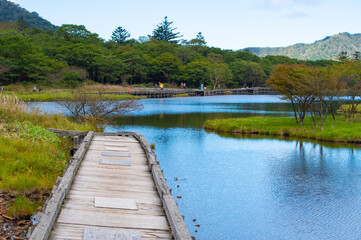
[152,16,182,43]
[111,26,130,44]
[195,32,206,46]
[338,51,348,61]
[17,16,28,31]
[353,51,360,61]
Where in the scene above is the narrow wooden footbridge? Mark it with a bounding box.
[102,87,278,98]
[28,131,191,240]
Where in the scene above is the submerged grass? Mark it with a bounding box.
[204,116,361,143]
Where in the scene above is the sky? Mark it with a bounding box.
[9,0,361,50]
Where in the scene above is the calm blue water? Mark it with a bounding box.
[29,95,361,240]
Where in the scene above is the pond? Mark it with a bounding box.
[29,95,361,239]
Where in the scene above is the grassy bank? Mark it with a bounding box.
[0,94,97,218]
[204,116,361,143]
[2,83,141,101]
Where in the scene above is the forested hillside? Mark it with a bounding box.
[246,32,361,61]
[0,16,339,88]
[0,0,56,31]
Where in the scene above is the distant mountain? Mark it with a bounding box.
[245,32,361,61]
[0,0,56,31]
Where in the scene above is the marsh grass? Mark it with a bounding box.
[7,196,41,218]
[4,83,140,102]
[204,116,361,143]
[172,93,189,97]
[0,94,96,217]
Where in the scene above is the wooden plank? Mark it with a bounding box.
[76,168,152,178]
[98,159,131,166]
[70,182,157,193]
[62,201,165,216]
[102,152,131,157]
[82,227,140,240]
[57,208,170,230]
[67,191,161,205]
[80,161,149,169]
[73,175,155,186]
[94,197,138,210]
[92,139,138,143]
[103,143,128,147]
[78,164,150,172]
[49,223,172,240]
[104,147,129,151]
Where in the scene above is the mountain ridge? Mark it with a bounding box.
[245,32,361,60]
[0,0,56,31]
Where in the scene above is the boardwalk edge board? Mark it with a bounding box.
[117,131,192,240]
[29,130,191,240]
[28,131,94,240]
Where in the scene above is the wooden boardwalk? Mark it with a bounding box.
[100,87,279,98]
[30,132,190,240]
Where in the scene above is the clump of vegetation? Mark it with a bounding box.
[172,93,189,97]
[204,116,361,143]
[225,91,232,95]
[7,196,42,218]
[0,94,97,217]
[337,104,361,114]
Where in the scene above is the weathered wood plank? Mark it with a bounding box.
[104,146,129,151]
[57,208,170,230]
[94,197,138,210]
[98,159,131,166]
[49,223,172,240]
[82,227,141,240]
[62,201,165,216]
[102,152,131,157]
[67,192,161,205]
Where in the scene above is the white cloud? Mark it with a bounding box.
[286,11,308,18]
[260,0,323,8]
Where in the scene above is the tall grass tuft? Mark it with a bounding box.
[0,93,26,112]
[7,196,41,218]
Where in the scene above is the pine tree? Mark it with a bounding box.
[111,26,130,44]
[152,16,182,43]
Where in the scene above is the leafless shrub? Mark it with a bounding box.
[57,90,143,124]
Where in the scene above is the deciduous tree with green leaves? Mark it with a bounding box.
[267,64,315,126]
[207,53,233,89]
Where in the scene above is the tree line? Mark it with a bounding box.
[0,16,339,89]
